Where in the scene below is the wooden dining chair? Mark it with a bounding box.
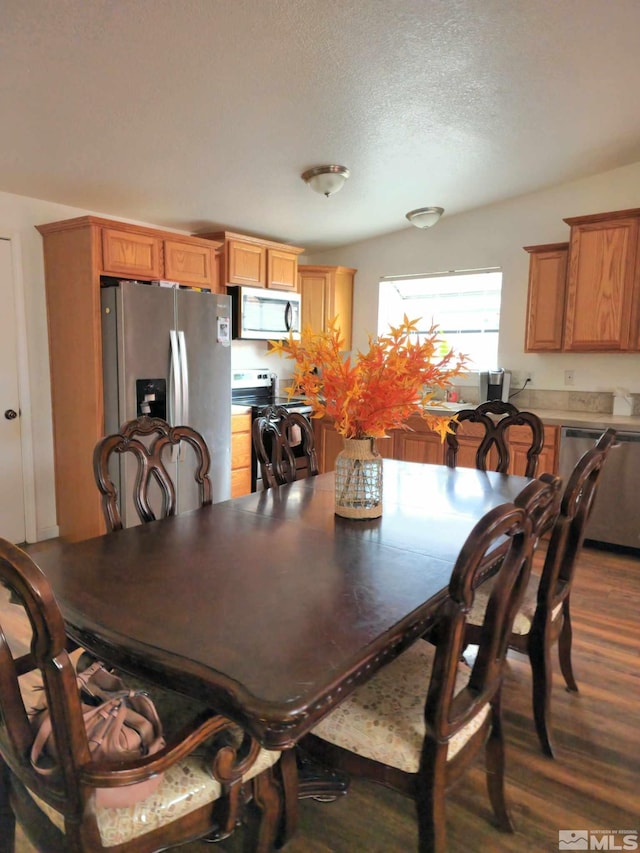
[464,428,617,757]
[0,538,296,853]
[93,415,212,532]
[445,399,545,477]
[301,476,560,853]
[252,405,318,489]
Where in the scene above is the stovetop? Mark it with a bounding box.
[231,389,311,410]
[231,367,311,411]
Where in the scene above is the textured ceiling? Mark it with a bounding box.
[3,0,640,251]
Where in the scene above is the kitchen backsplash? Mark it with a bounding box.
[450,387,640,415]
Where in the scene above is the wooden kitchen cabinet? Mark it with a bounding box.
[313,418,345,473]
[314,415,558,477]
[391,418,446,465]
[101,222,220,289]
[268,247,300,291]
[562,208,640,351]
[102,227,162,279]
[445,420,495,470]
[163,238,216,287]
[231,412,252,497]
[298,265,356,350]
[524,243,568,352]
[313,418,394,473]
[506,424,558,476]
[227,238,266,287]
[35,215,223,542]
[200,231,303,290]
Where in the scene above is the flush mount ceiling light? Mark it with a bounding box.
[301,165,350,197]
[405,206,445,228]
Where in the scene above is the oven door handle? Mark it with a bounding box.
[284,301,292,332]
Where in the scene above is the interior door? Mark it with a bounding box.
[0,238,26,542]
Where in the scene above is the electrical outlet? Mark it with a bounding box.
[513,372,532,388]
[564,370,575,386]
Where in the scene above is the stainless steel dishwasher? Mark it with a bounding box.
[559,427,640,551]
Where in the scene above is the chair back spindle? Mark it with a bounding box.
[93,415,212,532]
[252,406,318,489]
[445,400,545,478]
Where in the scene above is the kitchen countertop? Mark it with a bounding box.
[525,409,640,431]
[233,401,640,432]
[425,404,640,432]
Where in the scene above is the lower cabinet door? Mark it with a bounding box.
[392,431,444,465]
[231,413,252,497]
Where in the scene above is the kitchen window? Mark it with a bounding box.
[378,268,502,370]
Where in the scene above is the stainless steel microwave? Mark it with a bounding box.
[229,286,301,340]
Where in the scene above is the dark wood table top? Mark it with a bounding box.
[31,460,529,749]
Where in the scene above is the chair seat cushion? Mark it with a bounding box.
[29,746,280,847]
[467,574,562,635]
[22,652,280,846]
[312,639,489,773]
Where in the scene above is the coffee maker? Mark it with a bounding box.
[478,369,511,402]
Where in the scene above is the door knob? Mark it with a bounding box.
[4,409,18,420]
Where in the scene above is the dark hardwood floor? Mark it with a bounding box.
[11,541,639,852]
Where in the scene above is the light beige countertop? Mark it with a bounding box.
[526,409,640,431]
[425,403,640,432]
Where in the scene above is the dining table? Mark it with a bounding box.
[30,459,531,759]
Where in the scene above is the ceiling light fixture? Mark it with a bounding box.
[301,165,350,197]
[405,207,445,228]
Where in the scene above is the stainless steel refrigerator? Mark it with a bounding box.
[101,280,231,527]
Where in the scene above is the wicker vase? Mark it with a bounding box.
[334,438,383,519]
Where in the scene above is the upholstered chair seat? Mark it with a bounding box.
[467,574,563,637]
[312,639,490,770]
[14,643,282,848]
[28,748,281,848]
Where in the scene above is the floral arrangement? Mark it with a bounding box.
[269,316,469,440]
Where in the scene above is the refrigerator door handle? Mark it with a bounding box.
[178,330,189,428]
[178,330,189,460]
[169,329,183,425]
[169,329,183,463]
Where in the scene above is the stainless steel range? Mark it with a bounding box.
[231,368,313,491]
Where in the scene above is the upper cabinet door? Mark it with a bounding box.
[267,248,299,290]
[563,211,640,351]
[227,239,266,287]
[524,243,568,352]
[164,240,213,287]
[298,265,356,351]
[299,270,328,333]
[326,267,354,351]
[101,228,162,278]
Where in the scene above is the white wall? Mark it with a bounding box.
[305,161,640,394]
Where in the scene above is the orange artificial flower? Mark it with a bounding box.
[269,316,469,440]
